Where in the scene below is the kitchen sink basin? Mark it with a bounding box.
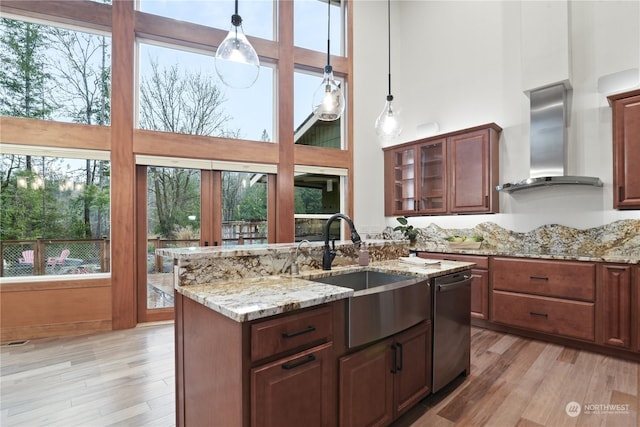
[308,270,431,348]
[309,270,420,292]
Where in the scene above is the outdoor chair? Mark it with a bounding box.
[18,250,34,264]
[47,249,70,268]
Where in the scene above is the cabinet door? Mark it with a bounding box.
[418,139,447,214]
[636,267,640,353]
[448,129,496,213]
[598,264,633,349]
[393,321,432,417]
[252,342,334,427]
[384,147,417,216]
[470,268,489,320]
[611,92,640,209]
[339,340,394,427]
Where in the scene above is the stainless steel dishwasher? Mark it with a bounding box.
[432,270,472,392]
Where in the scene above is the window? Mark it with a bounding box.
[138,0,274,41]
[294,166,346,241]
[0,18,111,125]
[294,70,344,149]
[0,146,111,277]
[222,171,268,245]
[294,0,343,54]
[137,42,275,142]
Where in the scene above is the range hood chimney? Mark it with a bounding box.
[496,83,603,193]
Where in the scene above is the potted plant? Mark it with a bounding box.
[394,217,418,246]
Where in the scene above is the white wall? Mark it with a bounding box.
[353,0,640,234]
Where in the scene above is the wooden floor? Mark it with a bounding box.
[1,325,638,427]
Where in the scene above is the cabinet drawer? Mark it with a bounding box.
[493,258,595,301]
[251,306,332,361]
[419,253,489,269]
[492,291,594,341]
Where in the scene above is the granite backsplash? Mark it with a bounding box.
[377,219,639,259]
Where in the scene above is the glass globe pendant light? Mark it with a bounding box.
[214,0,260,89]
[312,0,345,121]
[375,0,403,142]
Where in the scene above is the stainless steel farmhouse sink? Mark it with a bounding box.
[309,270,431,348]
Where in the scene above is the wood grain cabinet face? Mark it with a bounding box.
[384,123,500,216]
[384,140,448,216]
[608,89,640,209]
[636,267,640,353]
[491,258,596,342]
[598,264,633,350]
[338,321,432,427]
[251,342,334,427]
[448,129,499,214]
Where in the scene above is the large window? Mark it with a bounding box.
[294,70,344,149]
[0,147,111,277]
[0,18,111,125]
[294,0,343,54]
[138,0,275,41]
[137,43,274,142]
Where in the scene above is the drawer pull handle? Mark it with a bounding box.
[529,311,548,318]
[530,276,549,281]
[396,342,403,372]
[282,354,316,370]
[281,325,316,338]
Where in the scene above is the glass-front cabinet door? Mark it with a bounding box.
[386,147,417,215]
[419,139,447,214]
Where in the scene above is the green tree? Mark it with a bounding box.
[237,181,267,220]
[148,167,200,238]
[0,19,54,120]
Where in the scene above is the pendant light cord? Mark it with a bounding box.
[326,0,331,70]
[387,0,393,100]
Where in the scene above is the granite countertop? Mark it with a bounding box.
[416,247,640,264]
[176,259,473,322]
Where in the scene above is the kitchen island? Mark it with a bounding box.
[160,241,474,427]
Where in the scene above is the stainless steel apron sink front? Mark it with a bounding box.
[310,270,431,348]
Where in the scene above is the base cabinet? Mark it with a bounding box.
[175,294,337,427]
[252,342,334,427]
[492,258,596,342]
[339,321,432,427]
[598,264,635,350]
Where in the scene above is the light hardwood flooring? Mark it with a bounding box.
[1,325,638,426]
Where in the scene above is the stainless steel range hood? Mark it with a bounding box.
[496,83,603,193]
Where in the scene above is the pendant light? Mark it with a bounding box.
[375,0,403,142]
[312,0,345,121]
[215,0,260,89]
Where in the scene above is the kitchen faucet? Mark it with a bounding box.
[322,213,362,270]
[290,239,310,275]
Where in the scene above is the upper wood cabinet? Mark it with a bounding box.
[608,89,640,209]
[384,123,501,216]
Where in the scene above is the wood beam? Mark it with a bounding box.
[110,0,136,330]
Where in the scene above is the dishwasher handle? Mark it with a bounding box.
[436,275,472,292]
